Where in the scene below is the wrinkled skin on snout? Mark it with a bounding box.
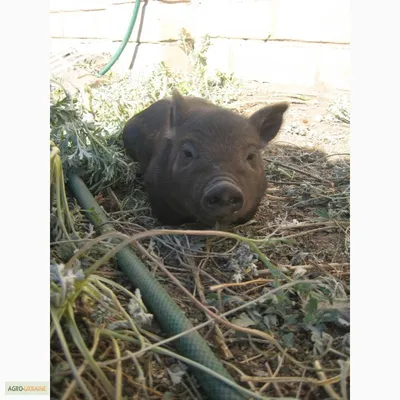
[123,90,289,227]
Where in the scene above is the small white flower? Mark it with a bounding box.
[232,272,243,283]
[128,297,153,327]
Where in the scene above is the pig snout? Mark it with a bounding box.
[201,180,244,219]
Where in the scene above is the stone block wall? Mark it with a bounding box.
[50,0,351,90]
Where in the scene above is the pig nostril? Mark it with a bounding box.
[208,196,219,206]
[230,197,241,205]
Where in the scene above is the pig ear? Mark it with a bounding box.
[248,102,289,147]
[167,89,187,138]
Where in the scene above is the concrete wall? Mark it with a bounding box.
[49,0,351,90]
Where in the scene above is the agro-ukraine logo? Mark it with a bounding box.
[7,386,24,392]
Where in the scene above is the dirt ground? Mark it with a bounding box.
[236,82,350,267]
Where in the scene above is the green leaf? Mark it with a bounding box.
[304,296,319,323]
[263,314,278,330]
[206,293,244,307]
[231,312,257,328]
[283,332,294,348]
[315,209,330,219]
[284,314,298,326]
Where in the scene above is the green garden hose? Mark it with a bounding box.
[98,0,141,76]
[67,172,246,400]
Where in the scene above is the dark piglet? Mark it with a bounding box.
[123,90,289,227]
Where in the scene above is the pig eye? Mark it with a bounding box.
[181,142,197,161]
[246,153,256,161]
[183,149,194,159]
